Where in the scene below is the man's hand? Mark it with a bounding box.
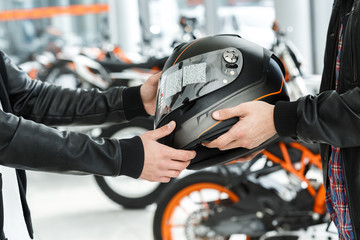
[203,101,276,150]
[140,72,161,115]
[139,121,196,182]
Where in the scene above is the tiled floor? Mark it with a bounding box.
[26,171,338,240]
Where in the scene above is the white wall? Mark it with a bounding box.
[274,0,333,75]
[108,0,142,54]
[274,0,313,74]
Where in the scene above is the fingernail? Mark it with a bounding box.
[168,121,175,129]
[213,111,219,119]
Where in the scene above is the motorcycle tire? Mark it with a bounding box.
[94,175,170,209]
[94,117,170,209]
[153,171,259,240]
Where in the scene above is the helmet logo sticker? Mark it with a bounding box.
[164,69,182,99]
[163,62,207,99]
[183,62,206,85]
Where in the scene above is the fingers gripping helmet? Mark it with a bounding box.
[155,34,289,170]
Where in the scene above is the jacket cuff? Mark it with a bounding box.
[274,101,299,137]
[119,136,144,178]
[122,86,148,120]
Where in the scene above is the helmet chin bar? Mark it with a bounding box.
[187,135,280,170]
[155,34,289,170]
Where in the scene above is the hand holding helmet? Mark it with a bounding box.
[140,71,162,115]
[202,101,276,150]
[139,121,196,182]
[139,72,196,183]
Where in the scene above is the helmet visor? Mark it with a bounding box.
[155,47,243,124]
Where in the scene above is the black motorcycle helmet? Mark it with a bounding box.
[155,34,289,170]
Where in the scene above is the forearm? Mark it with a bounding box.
[11,80,147,126]
[2,50,148,125]
[0,110,144,177]
[274,88,360,147]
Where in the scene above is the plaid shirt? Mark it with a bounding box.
[325,21,354,240]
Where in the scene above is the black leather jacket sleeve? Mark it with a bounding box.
[274,87,360,148]
[4,52,147,125]
[0,51,148,178]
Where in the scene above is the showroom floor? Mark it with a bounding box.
[26,171,154,240]
[26,171,338,240]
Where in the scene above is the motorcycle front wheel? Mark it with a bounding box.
[153,171,258,240]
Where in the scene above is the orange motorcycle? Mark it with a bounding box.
[153,138,330,240]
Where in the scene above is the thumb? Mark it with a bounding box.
[148,71,162,86]
[150,121,176,140]
[212,105,243,120]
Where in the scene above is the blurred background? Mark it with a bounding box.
[0,0,331,74]
[0,0,339,239]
